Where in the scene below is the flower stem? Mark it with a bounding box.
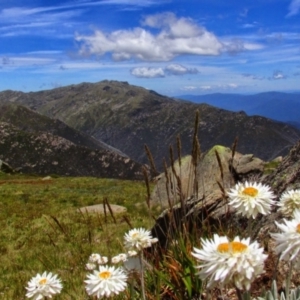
[235,287,243,300]
[285,262,293,300]
[139,251,146,300]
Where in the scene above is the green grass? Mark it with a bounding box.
[0,173,154,299]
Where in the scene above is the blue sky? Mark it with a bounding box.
[0,0,300,96]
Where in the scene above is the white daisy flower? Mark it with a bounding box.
[127,250,138,257]
[111,255,121,264]
[277,189,300,217]
[124,228,157,251]
[118,253,128,262]
[271,209,300,263]
[25,271,63,299]
[98,256,108,265]
[89,253,102,264]
[85,265,127,299]
[227,181,275,219]
[86,263,97,271]
[192,234,267,290]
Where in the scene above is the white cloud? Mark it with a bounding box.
[75,12,223,62]
[227,83,238,88]
[287,0,300,17]
[165,64,198,75]
[272,70,286,80]
[200,85,212,90]
[181,86,198,91]
[0,56,55,70]
[222,38,264,54]
[241,24,255,29]
[131,67,165,78]
[242,73,264,80]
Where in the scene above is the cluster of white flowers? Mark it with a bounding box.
[84,227,157,299]
[24,182,300,299]
[86,253,109,270]
[25,227,156,299]
[228,182,300,220]
[192,183,300,295]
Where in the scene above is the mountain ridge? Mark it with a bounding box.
[0,81,299,169]
[178,92,300,126]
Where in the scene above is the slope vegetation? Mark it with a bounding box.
[1,81,299,168]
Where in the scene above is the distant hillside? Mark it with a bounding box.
[178,92,300,127]
[0,122,144,179]
[0,81,300,169]
[0,103,127,156]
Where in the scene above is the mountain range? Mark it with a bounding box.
[0,81,300,176]
[178,92,300,128]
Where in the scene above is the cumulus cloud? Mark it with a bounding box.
[130,67,165,78]
[75,12,223,61]
[130,63,199,78]
[165,63,198,75]
[272,70,286,80]
[287,0,300,17]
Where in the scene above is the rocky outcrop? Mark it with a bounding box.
[150,141,300,291]
[151,145,265,210]
[0,158,15,174]
[150,141,300,242]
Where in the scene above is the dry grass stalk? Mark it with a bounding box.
[145,144,159,177]
[104,197,117,224]
[142,166,151,209]
[215,149,224,182]
[163,158,173,209]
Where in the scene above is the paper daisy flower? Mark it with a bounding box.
[124,228,158,251]
[277,189,300,217]
[98,256,108,265]
[85,265,127,299]
[89,253,102,264]
[86,263,97,271]
[192,234,267,290]
[227,181,275,218]
[111,255,121,264]
[271,209,300,263]
[127,250,138,257]
[25,271,63,299]
[88,253,108,265]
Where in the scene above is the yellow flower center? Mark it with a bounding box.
[132,232,139,238]
[242,187,258,197]
[217,241,248,253]
[99,271,111,280]
[39,278,47,285]
[296,224,300,234]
